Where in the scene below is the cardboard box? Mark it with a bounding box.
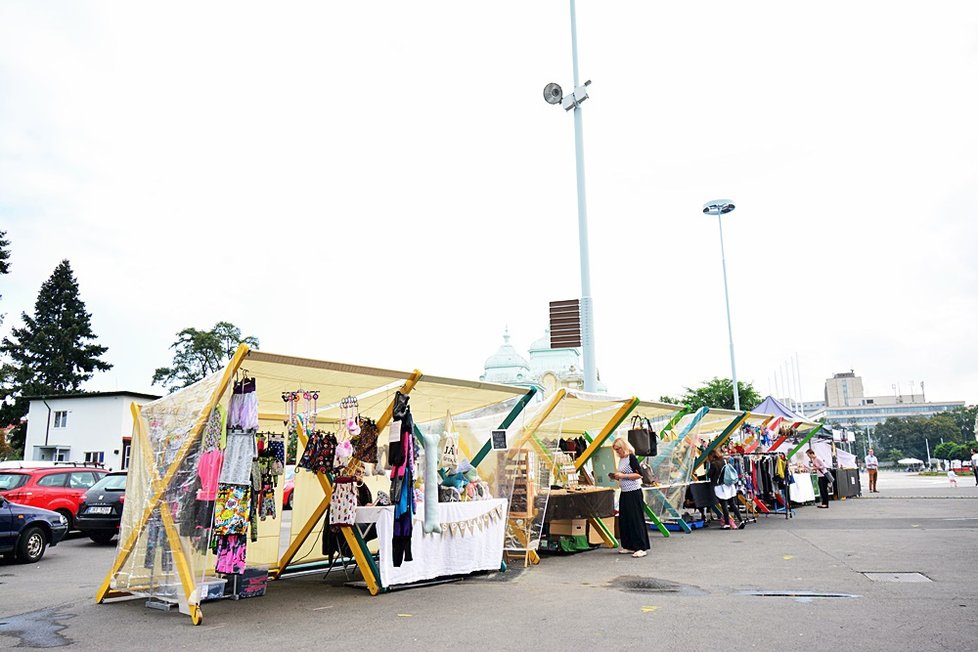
[587,516,618,545]
[549,518,586,536]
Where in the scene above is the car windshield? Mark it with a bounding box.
[90,474,127,491]
[285,465,295,480]
[0,473,28,491]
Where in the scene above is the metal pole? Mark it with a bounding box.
[716,212,739,410]
[795,351,805,416]
[569,0,597,392]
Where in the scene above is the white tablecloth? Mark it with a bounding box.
[355,498,507,587]
[789,473,816,503]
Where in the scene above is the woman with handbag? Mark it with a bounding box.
[708,450,745,529]
[807,448,832,508]
[610,437,651,558]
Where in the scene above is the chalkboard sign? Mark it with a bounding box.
[491,430,508,450]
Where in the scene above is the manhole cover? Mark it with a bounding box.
[862,572,932,583]
[740,591,860,599]
[610,576,707,595]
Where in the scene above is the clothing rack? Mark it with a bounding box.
[727,452,792,520]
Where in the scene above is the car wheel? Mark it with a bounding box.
[90,532,116,545]
[16,526,47,563]
[56,509,73,531]
[287,493,293,510]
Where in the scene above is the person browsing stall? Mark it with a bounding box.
[865,448,879,493]
[707,449,745,530]
[972,449,978,486]
[807,448,832,508]
[609,437,650,558]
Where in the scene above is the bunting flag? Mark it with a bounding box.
[426,503,505,537]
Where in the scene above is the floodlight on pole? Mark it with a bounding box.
[703,199,740,411]
[541,0,598,393]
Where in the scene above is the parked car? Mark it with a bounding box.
[0,464,107,531]
[77,471,127,544]
[283,465,295,509]
[0,494,69,563]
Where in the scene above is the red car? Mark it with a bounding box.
[283,465,295,509]
[0,464,107,531]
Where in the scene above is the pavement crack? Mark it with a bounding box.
[787,530,860,573]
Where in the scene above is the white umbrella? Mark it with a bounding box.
[897,458,924,465]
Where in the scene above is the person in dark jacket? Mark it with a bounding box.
[708,450,745,529]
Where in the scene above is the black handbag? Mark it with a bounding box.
[627,415,657,457]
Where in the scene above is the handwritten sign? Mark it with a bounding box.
[491,430,508,450]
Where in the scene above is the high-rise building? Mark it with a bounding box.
[810,370,964,429]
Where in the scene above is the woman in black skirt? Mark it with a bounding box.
[610,438,650,558]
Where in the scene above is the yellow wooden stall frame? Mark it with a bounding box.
[95,343,249,625]
[271,370,422,591]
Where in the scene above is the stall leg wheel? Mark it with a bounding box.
[190,605,203,626]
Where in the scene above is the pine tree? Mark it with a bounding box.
[0,259,112,456]
[0,230,10,326]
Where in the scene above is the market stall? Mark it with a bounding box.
[95,346,532,624]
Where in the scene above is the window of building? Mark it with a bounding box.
[122,440,132,470]
[53,410,69,428]
[84,451,105,465]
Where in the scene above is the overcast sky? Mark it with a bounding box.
[1,2,976,407]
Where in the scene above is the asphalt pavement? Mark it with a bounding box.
[2,471,976,650]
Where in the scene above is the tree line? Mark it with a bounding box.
[850,408,978,464]
[0,230,256,459]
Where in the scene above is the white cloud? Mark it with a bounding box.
[1,1,976,405]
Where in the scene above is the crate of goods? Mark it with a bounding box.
[224,567,269,599]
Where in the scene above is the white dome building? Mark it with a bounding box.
[479,329,531,384]
[480,328,606,395]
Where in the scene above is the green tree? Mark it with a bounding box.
[0,260,113,456]
[660,377,763,412]
[933,442,956,460]
[951,443,973,461]
[945,406,978,442]
[152,321,259,393]
[886,448,906,463]
[873,413,965,462]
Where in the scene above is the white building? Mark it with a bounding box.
[480,328,606,396]
[808,371,964,429]
[24,391,160,470]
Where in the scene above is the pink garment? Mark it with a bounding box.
[197,449,225,501]
[214,534,247,574]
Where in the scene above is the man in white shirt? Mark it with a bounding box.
[865,449,879,493]
[971,449,978,486]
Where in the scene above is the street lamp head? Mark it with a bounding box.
[543,83,563,105]
[703,199,735,216]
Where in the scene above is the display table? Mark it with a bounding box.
[789,473,816,503]
[355,499,506,588]
[544,487,616,521]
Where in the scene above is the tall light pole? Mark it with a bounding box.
[703,199,740,410]
[543,0,598,392]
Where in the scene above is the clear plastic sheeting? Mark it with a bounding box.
[110,370,225,611]
[640,436,697,519]
[496,442,559,566]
